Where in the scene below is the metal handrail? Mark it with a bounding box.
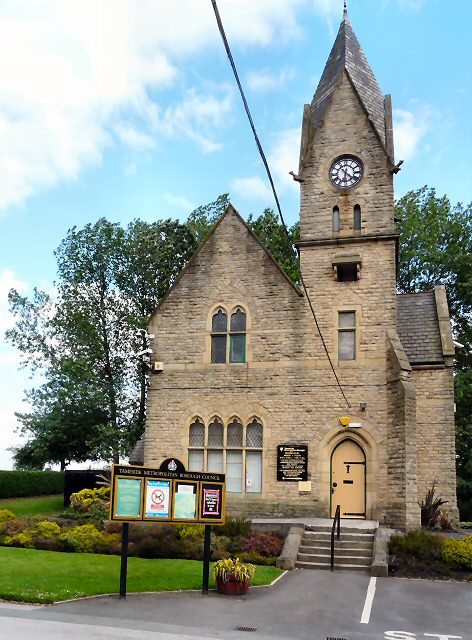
[330,504,341,571]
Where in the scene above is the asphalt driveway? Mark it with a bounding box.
[0,569,470,639]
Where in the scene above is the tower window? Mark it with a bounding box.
[338,311,356,361]
[354,204,362,231]
[332,206,340,232]
[332,254,361,282]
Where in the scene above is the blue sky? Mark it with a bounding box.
[0,0,471,469]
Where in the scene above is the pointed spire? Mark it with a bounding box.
[310,11,388,151]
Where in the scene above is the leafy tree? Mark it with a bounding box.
[247,208,300,283]
[396,186,472,520]
[186,193,230,245]
[7,217,195,466]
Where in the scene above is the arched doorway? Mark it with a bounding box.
[330,439,366,518]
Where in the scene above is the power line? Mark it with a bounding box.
[210,0,351,410]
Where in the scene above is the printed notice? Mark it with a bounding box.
[115,478,143,518]
[202,488,220,515]
[277,444,308,481]
[145,479,170,519]
[173,482,197,519]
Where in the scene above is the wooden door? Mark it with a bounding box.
[330,439,366,518]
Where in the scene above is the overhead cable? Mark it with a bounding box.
[210,0,352,409]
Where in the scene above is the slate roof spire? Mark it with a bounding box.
[310,8,389,152]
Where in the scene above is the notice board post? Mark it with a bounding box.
[202,524,212,595]
[110,458,226,598]
[119,522,129,599]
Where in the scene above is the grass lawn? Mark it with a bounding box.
[0,547,283,604]
[0,495,63,518]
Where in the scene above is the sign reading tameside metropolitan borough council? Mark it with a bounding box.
[110,459,226,524]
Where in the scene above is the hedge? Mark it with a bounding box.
[0,471,64,499]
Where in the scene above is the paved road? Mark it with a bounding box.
[0,569,470,639]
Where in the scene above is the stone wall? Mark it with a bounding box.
[386,330,420,530]
[145,208,390,520]
[413,365,458,520]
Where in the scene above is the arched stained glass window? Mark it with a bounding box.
[212,309,227,333]
[246,418,263,448]
[208,418,224,447]
[246,419,263,493]
[211,309,227,363]
[188,417,205,471]
[229,308,246,363]
[189,418,204,447]
[230,309,246,332]
[210,307,246,364]
[227,418,243,447]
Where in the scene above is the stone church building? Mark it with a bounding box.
[137,11,458,529]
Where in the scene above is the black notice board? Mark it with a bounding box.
[277,444,308,481]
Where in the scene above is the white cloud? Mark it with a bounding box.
[0,0,317,212]
[115,124,156,150]
[164,193,195,213]
[311,0,342,22]
[148,88,234,154]
[231,176,273,202]
[393,106,437,162]
[247,68,295,93]
[232,127,300,201]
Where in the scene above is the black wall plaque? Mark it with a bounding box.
[277,444,308,481]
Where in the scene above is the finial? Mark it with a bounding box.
[343,0,348,17]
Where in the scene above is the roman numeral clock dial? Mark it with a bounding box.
[329,156,363,189]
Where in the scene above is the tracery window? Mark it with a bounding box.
[210,307,246,364]
[187,416,263,493]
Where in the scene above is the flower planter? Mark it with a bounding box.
[215,575,250,596]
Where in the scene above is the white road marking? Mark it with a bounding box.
[360,576,376,624]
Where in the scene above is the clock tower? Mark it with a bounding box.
[296,8,416,526]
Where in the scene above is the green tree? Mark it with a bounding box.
[186,193,230,245]
[7,217,195,466]
[396,186,472,519]
[247,208,300,283]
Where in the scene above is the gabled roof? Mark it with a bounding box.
[396,291,444,365]
[310,11,388,153]
[148,204,302,322]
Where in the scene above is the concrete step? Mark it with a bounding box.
[297,552,371,566]
[305,524,377,535]
[299,544,372,557]
[302,531,375,544]
[296,560,370,572]
[300,539,373,551]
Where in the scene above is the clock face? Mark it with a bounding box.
[329,156,363,189]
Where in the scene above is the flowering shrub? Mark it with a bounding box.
[241,532,283,558]
[442,536,472,570]
[59,524,104,553]
[0,509,15,523]
[213,557,255,583]
[70,487,110,515]
[5,520,61,549]
[174,523,205,539]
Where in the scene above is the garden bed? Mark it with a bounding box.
[388,529,472,582]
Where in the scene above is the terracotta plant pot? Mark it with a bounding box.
[215,575,250,596]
